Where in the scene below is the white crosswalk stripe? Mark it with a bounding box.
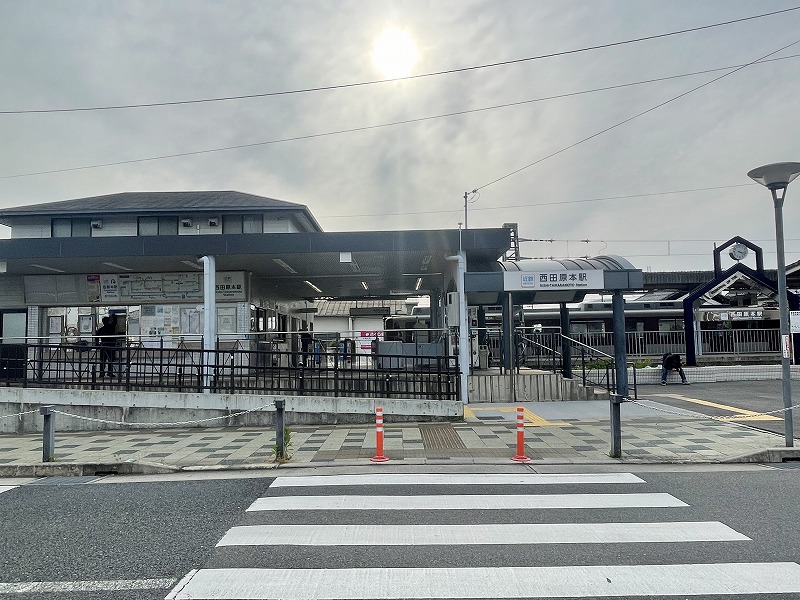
[268,472,645,487]
[218,521,749,546]
[167,471,800,599]
[248,492,687,511]
[171,564,800,599]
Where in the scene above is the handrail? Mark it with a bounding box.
[560,334,614,360]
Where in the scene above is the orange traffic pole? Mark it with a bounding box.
[371,406,389,463]
[511,406,531,462]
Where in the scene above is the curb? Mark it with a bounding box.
[721,447,800,464]
[0,461,180,477]
[4,451,796,477]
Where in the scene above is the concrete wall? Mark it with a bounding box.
[0,387,462,433]
[468,373,609,403]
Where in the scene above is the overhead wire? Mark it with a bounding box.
[3,54,799,180]
[2,6,797,115]
[316,183,756,219]
[472,37,800,192]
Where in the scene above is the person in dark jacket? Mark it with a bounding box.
[661,352,688,385]
[94,313,118,377]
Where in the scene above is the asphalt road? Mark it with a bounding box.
[641,379,800,440]
[2,465,799,599]
[0,475,271,600]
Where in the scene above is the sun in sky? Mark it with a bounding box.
[371,27,419,79]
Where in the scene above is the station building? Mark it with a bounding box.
[0,190,650,405]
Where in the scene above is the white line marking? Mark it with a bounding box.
[248,492,687,511]
[0,486,17,495]
[165,570,198,600]
[269,473,645,487]
[0,578,176,594]
[218,521,749,546]
[169,563,800,598]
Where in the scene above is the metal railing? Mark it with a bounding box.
[525,328,782,358]
[0,338,460,401]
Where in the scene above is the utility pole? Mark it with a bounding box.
[463,191,468,229]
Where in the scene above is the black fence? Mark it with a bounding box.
[0,341,460,402]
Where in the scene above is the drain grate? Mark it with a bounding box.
[420,425,467,450]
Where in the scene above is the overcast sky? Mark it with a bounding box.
[1,1,799,273]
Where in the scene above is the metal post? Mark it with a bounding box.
[501,293,512,372]
[610,290,629,458]
[199,255,217,394]
[771,188,794,447]
[560,303,572,378]
[274,399,285,460]
[40,405,55,462]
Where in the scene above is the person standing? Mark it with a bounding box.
[94,313,118,377]
[661,352,689,385]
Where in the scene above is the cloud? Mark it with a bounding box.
[1,0,799,270]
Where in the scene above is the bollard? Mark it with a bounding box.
[511,406,530,463]
[275,399,286,460]
[40,405,55,463]
[370,406,389,463]
[609,393,623,458]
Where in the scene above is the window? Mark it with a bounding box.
[223,215,243,234]
[52,219,72,237]
[158,216,178,235]
[242,215,263,234]
[573,321,605,334]
[658,319,684,332]
[138,217,158,236]
[71,219,91,237]
[138,216,178,236]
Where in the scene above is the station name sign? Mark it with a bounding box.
[503,270,604,292]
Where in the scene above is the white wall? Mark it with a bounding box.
[10,218,50,238]
[177,215,222,235]
[90,218,137,237]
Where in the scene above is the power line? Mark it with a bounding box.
[473,37,800,192]
[316,183,756,219]
[2,6,798,115]
[527,238,800,244]
[3,54,798,180]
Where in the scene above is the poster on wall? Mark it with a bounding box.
[139,304,182,338]
[86,275,101,302]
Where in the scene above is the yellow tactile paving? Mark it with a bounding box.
[464,406,571,426]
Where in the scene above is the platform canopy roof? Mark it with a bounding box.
[0,191,512,302]
[465,255,644,305]
[0,228,512,301]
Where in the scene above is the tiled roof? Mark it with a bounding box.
[0,191,307,216]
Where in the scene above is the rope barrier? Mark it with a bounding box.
[50,402,275,428]
[0,409,39,421]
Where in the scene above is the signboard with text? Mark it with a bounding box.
[503,270,604,291]
[99,271,246,303]
[791,310,800,334]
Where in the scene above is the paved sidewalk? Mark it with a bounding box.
[0,401,796,476]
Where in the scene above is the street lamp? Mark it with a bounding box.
[747,162,800,448]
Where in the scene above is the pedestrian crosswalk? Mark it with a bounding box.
[166,471,800,599]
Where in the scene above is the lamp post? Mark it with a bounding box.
[747,162,800,448]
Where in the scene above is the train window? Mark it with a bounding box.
[658,319,684,332]
[572,321,605,334]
